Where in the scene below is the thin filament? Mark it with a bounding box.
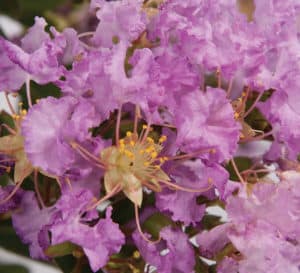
[243,91,264,118]
[160,179,213,193]
[134,204,161,244]
[34,169,45,208]
[165,148,214,161]
[87,184,122,210]
[226,77,234,98]
[239,130,273,143]
[230,158,246,184]
[70,141,105,168]
[4,93,16,115]
[115,106,122,146]
[0,181,24,205]
[77,31,95,39]
[133,105,141,135]
[0,124,17,135]
[26,77,33,108]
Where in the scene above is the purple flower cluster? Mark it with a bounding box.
[0,0,300,272]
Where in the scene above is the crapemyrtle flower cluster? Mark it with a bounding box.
[0,0,300,272]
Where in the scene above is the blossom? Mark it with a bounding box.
[21,96,102,176]
[197,171,300,273]
[0,186,24,213]
[174,87,240,162]
[90,0,146,47]
[12,191,53,259]
[156,159,228,225]
[0,17,64,91]
[133,227,195,273]
[50,188,125,272]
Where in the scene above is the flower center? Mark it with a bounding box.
[100,127,169,206]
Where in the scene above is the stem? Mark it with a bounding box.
[230,158,246,184]
[4,92,16,115]
[26,77,33,108]
[243,91,264,118]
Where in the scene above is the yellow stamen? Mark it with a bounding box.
[146,137,154,143]
[151,152,158,159]
[133,251,140,259]
[159,135,167,143]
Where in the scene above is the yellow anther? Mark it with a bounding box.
[18,102,23,106]
[151,152,158,159]
[139,150,145,154]
[126,131,132,137]
[142,125,148,129]
[146,137,154,143]
[145,147,153,153]
[120,143,125,150]
[36,99,40,103]
[144,162,150,167]
[6,167,11,173]
[210,148,216,154]
[154,165,160,169]
[240,133,245,139]
[21,109,27,115]
[133,251,140,259]
[242,91,247,97]
[234,112,239,119]
[15,115,20,120]
[159,158,165,163]
[130,141,135,146]
[163,157,168,161]
[124,150,134,159]
[159,135,167,143]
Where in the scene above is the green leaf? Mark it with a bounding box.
[142,212,173,239]
[45,242,78,258]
